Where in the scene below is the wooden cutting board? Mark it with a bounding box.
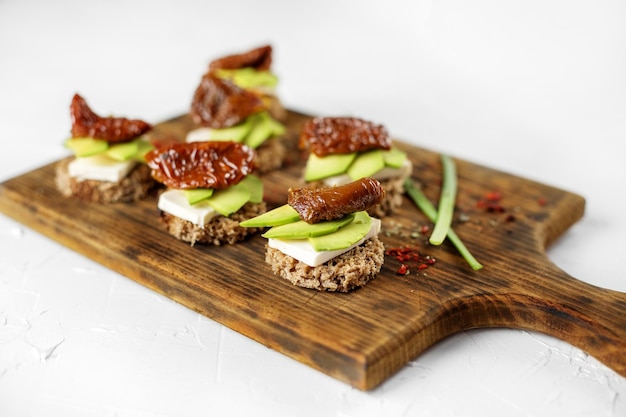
[1,110,625,390]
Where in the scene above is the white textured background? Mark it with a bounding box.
[1,0,625,416]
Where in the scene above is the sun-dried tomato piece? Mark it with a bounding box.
[208,45,272,72]
[145,141,255,190]
[299,117,392,157]
[288,177,385,224]
[69,94,151,143]
[190,73,265,129]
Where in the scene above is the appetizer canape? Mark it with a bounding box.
[55,93,156,203]
[241,177,385,292]
[145,141,266,245]
[208,44,285,121]
[187,73,288,174]
[299,116,413,217]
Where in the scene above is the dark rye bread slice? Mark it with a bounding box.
[366,176,406,218]
[254,135,287,174]
[265,237,385,292]
[160,201,267,246]
[55,157,157,204]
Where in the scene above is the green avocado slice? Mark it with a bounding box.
[239,174,263,203]
[64,137,109,157]
[185,174,262,208]
[185,188,214,205]
[240,204,300,228]
[243,112,285,148]
[244,114,273,149]
[304,152,357,182]
[216,67,278,89]
[262,213,355,239]
[235,69,278,89]
[209,117,253,142]
[206,182,251,216]
[308,211,372,251]
[106,141,139,161]
[134,140,155,162]
[382,147,407,168]
[347,149,385,180]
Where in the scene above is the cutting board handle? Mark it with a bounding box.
[535,265,626,376]
[456,257,626,378]
[433,165,626,378]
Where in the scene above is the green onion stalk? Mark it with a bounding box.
[403,162,483,270]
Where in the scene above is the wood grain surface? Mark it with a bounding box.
[1,110,625,390]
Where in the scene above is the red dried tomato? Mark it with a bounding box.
[287,178,385,224]
[70,94,151,143]
[190,73,265,129]
[299,117,392,157]
[145,141,255,189]
[208,45,273,72]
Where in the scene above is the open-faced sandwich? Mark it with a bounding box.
[55,93,156,203]
[241,177,385,292]
[145,141,266,245]
[299,116,413,217]
[207,44,285,121]
[187,72,288,174]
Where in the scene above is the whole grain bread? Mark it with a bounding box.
[368,176,406,218]
[265,237,385,292]
[254,136,287,174]
[55,157,157,204]
[160,201,267,245]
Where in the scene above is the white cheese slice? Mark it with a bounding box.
[186,127,212,143]
[322,159,413,187]
[268,217,381,267]
[157,189,219,227]
[68,154,137,182]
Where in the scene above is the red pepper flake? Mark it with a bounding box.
[537,197,547,206]
[420,225,430,234]
[487,204,506,213]
[485,191,502,201]
[477,190,506,213]
[385,246,436,275]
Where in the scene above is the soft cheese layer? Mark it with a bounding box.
[68,154,137,182]
[322,159,412,187]
[158,189,219,227]
[186,127,212,143]
[268,217,381,267]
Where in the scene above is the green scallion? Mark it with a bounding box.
[403,177,483,271]
[429,154,457,245]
